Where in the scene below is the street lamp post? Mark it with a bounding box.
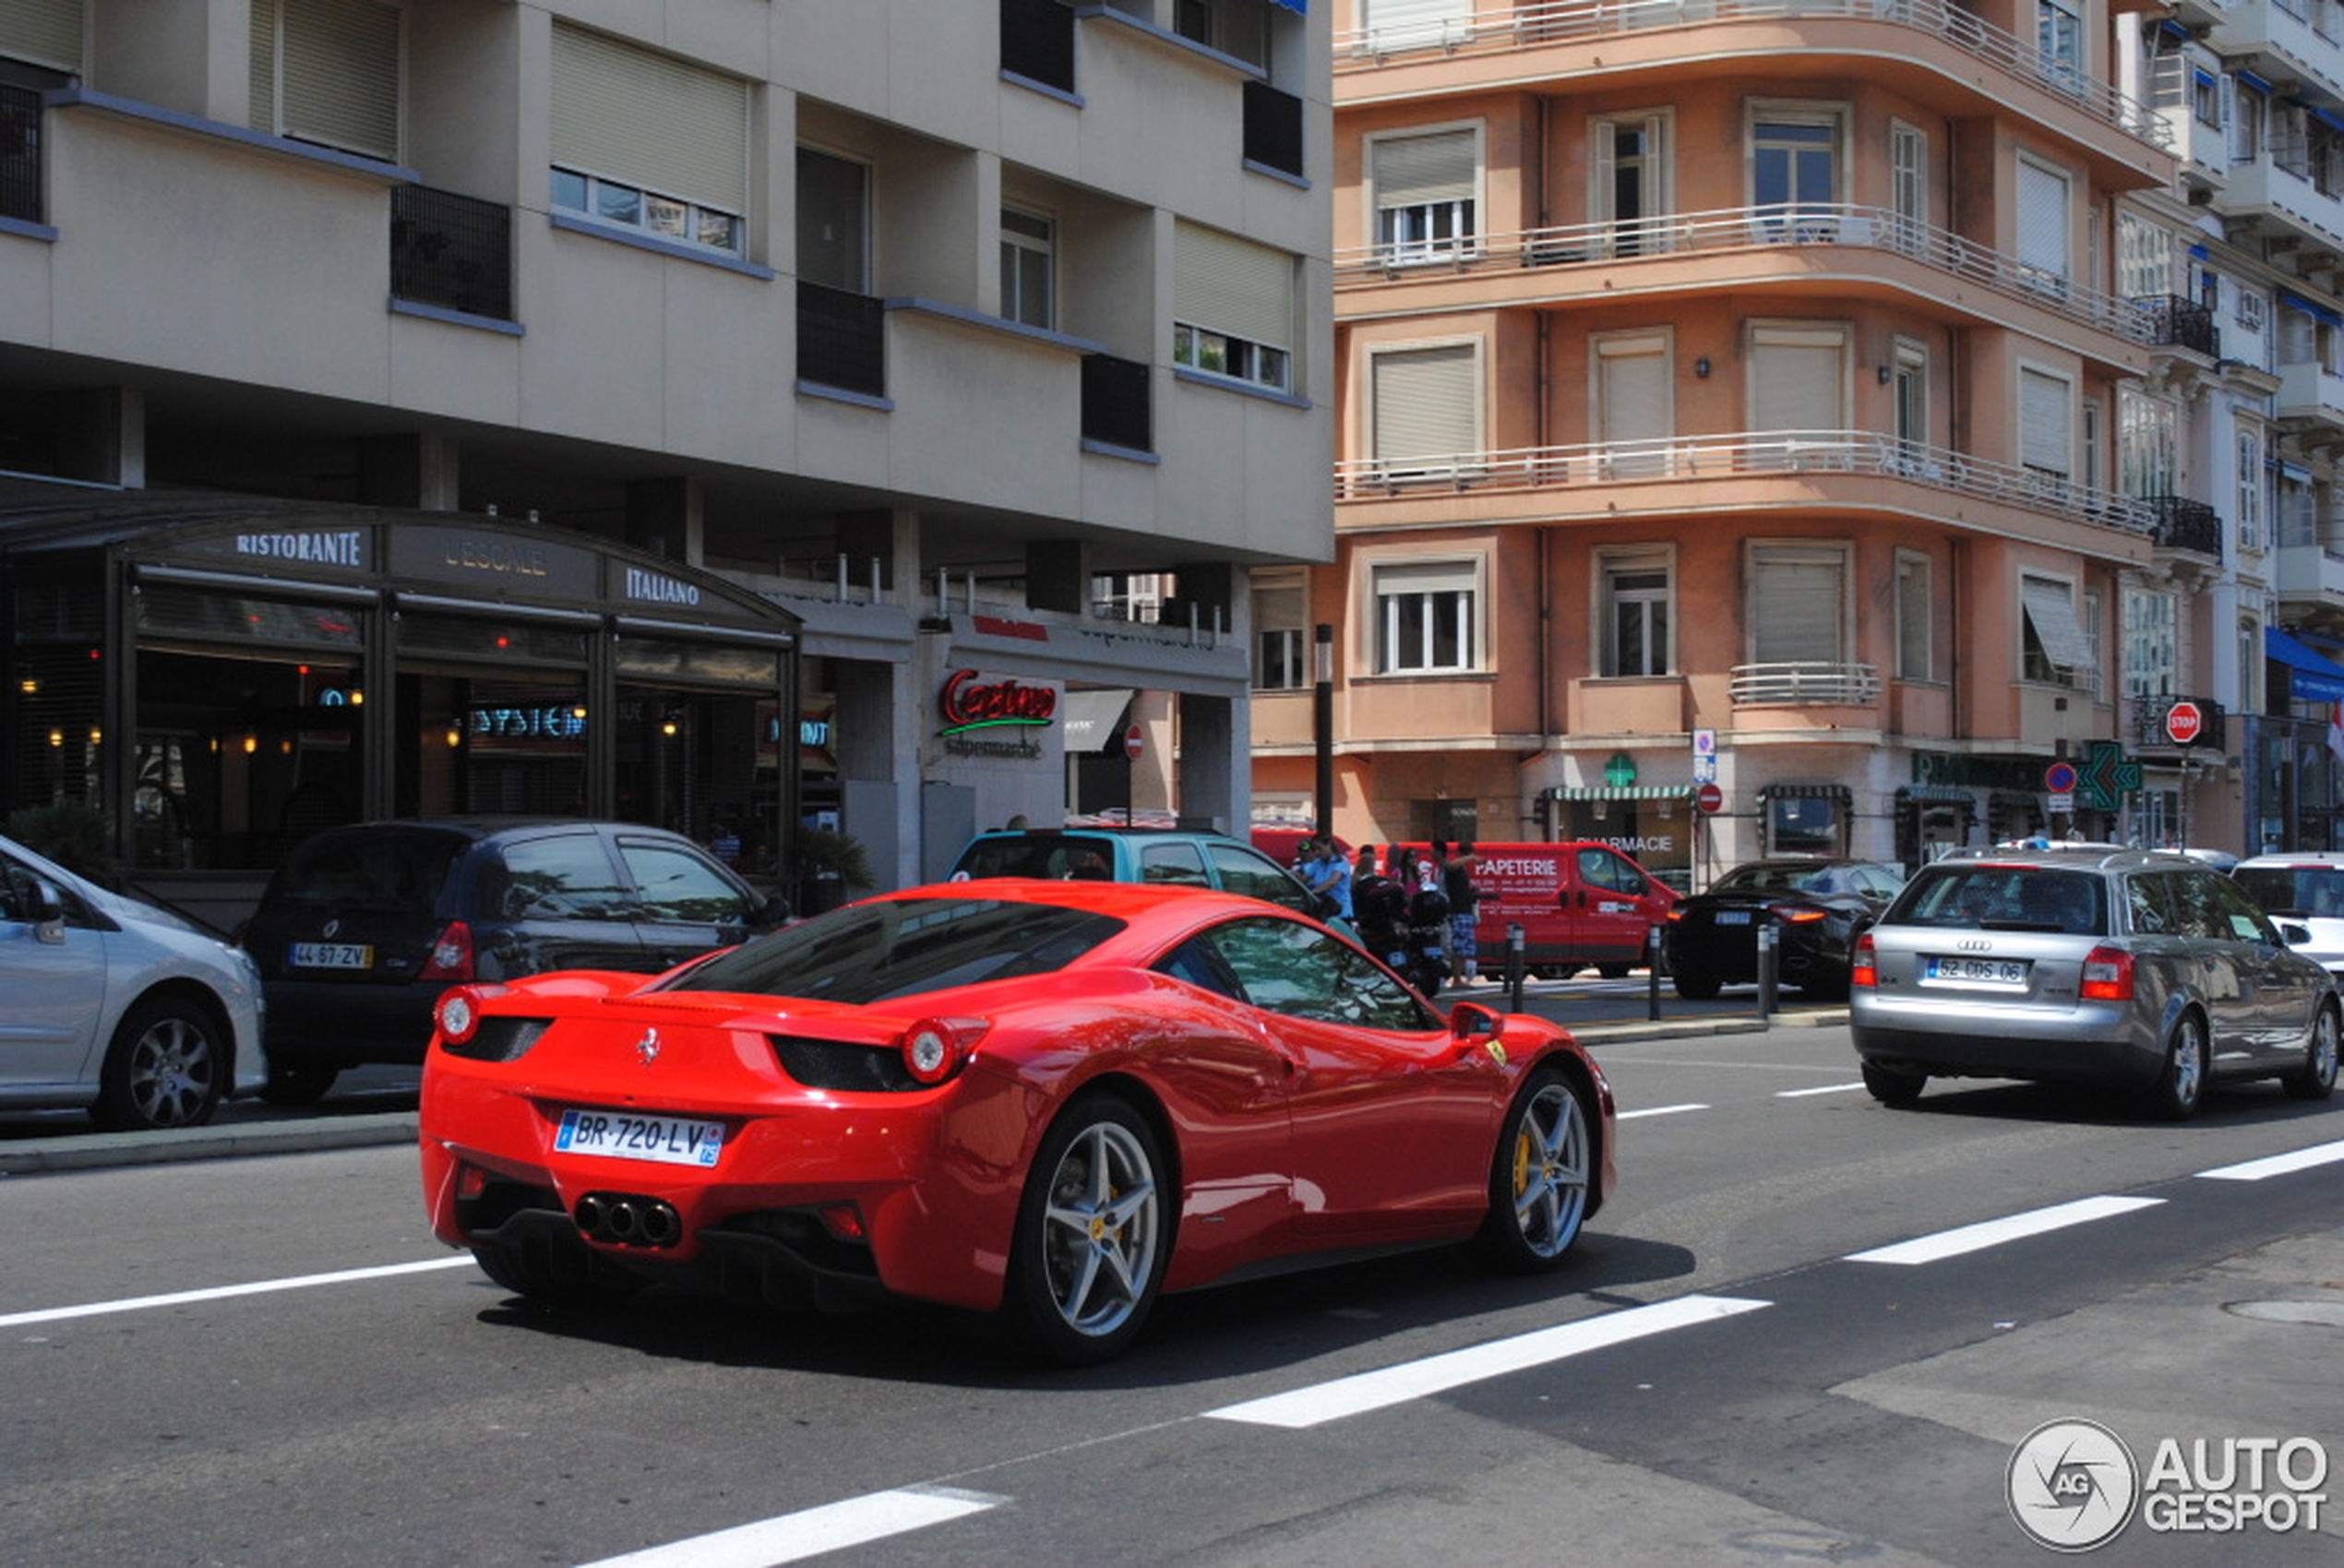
[1313,623,1333,837]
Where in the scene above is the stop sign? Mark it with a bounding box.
[1123,723,1144,760]
[2164,700,2204,747]
[1695,782,1725,814]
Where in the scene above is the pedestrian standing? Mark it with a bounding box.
[1352,845,1404,964]
[1444,839,1482,985]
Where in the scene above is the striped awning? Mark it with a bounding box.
[1758,783,1850,803]
[1548,785,1692,801]
[1896,784,1975,805]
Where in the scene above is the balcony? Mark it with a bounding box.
[1242,81,1305,180]
[2145,52,2231,190]
[2147,495,2224,558]
[2215,150,2344,262]
[1334,429,2163,539]
[798,282,887,399]
[2275,541,2344,606]
[1000,0,1078,94]
[1729,661,1882,706]
[1335,0,2170,154]
[1336,204,2156,346]
[389,186,512,323]
[2123,694,2227,754]
[2278,359,2344,431]
[1,82,40,225]
[2135,294,2218,356]
[1081,352,1152,452]
[2210,1,2344,115]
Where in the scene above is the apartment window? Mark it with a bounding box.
[1749,323,1847,433]
[1174,221,1294,393]
[1889,120,1926,247]
[2116,212,2170,299]
[1253,575,1307,690]
[1595,331,1671,475]
[1595,113,1668,252]
[1891,340,1927,455]
[2016,155,2071,293]
[1176,0,1268,66]
[2237,422,2266,552]
[250,0,401,162]
[1361,0,1472,50]
[1370,127,1477,263]
[550,25,747,257]
[2020,574,2095,684]
[798,148,868,292]
[2117,386,2176,498]
[1895,551,1932,682]
[1,0,82,72]
[2123,586,2178,699]
[1750,109,1838,233]
[1599,552,1671,677]
[2036,0,2082,90]
[1001,208,1054,329]
[1371,558,1478,675]
[2236,78,2266,162]
[1747,545,1849,667]
[2194,66,2223,130]
[2019,365,2073,480]
[1369,341,1478,475]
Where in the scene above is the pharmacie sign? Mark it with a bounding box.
[936,669,1058,760]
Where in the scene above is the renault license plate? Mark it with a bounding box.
[554,1108,724,1168]
[290,941,373,970]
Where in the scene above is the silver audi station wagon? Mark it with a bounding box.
[1849,847,2340,1118]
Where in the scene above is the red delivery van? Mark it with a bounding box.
[1393,842,1678,976]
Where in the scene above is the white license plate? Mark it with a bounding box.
[554,1108,724,1167]
[1714,911,1752,926]
[1927,955,2029,985]
[290,941,373,970]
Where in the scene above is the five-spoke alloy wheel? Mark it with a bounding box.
[1004,1095,1166,1365]
[1477,1069,1593,1271]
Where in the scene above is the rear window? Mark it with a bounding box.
[2235,866,2344,920]
[1884,866,2108,937]
[952,834,1119,881]
[267,831,463,915]
[667,896,1123,1004]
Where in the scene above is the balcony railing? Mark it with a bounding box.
[2135,293,2218,356]
[1082,353,1152,452]
[1,83,40,224]
[1243,81,1305,178]
[1335,429,2163,538]
[2147,495,2224,558]
[1000,0,1077,93]
[2123,694,2227,753]
[389,186,512,321]
[1730,661,1882,706]
[1335,0,2170,152]
[1336,204,2156,345]
[797,282,887,399]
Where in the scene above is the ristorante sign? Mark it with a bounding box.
[937,669,1057,760]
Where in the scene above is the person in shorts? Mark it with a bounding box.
[1443,840,1482,985]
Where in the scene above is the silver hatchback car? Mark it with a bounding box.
[1850,847,2339,1118]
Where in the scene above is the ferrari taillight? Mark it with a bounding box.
[435,985,492,1046]
[900,1016,987,1086]
[420,920,475,982]
[1850,933,1878,990]
[2080,946,2135,1001]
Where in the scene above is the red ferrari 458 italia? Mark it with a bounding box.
[419,879,1617,1363]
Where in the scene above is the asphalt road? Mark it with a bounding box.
[4,1017,2340,1565]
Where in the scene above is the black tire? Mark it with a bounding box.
[1860,1060,1925,1107]
[470,1237,646,1305]
[1672,971,1722,1001]
[2283,1005,2339,1101]
[1476,1067,1594,1272]
[2147,1011,2207,1121]
[999,1094,1169,1366]
[260,1060,340,1106]
[1596,963,1632,980]
[92,995,227,1131]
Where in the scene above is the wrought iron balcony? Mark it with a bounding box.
[1,83,41,225]
[389,186,512,322]
[1000,0,1076,93]
[1729,662,1882,707]
[2147,495,2223,558]
[2135,294,2218,356]
[1337,203,2155,346]
[797,282,886,399]
[2123,694,2226,753]
[1082,353,1152,452]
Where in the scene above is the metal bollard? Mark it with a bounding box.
[1757,917,1779,1019]
[1647,922,1663,1022]
[1506,922,1525,1011]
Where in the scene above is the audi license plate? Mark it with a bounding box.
[554,1108,724,1168]
[1926,955,2028,986]
[289,941,372,970]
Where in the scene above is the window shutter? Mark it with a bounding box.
[250,0,278,133]
[1597,337,1668,443]
[2021,578,2097,671]
[1750,329,1843,431]
[1371,343,1477,465]
[277,0,401,161]
[2017,160,2069,279]
[0,0,82,73]
[1752,552,1845,664]
[1375,558,1477,598]
[2020,368,2071,474]
[1361,0,1473,44]
[1175,221,1293,350]
[1372,130,1475,209]
[552,23,748,213]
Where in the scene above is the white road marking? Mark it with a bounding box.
[574,1487,999,1568]
[0,1256,477,1330]
[2195,1139,2344,1182]
[1202,1295,1773,1430]
[1775,1082,1866,1098]
[1619,1103,1709,1119]
[1844,1196,2165,1266]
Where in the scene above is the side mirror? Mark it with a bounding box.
[1449,1000,1502,1039]
[753,894,792,928]
[2280,921,2313,947]
[30,877,66,943]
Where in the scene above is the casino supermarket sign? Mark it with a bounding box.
[937,670,1058,760]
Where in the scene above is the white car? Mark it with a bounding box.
[0,833,266,1129]
[2233,852,2344,980]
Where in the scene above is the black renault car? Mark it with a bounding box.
[242,818,787,1102]
[1661,857,1905,1000]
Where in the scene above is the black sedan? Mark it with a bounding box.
[1661,858,1906,1000]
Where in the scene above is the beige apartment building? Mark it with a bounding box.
[1252,0,2327,882]
[0,0,1333,916]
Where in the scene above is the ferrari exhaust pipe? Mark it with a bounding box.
[606,1200,640,1239]
[574,1192,682,1249]
[575,1193,608,1236]
[638,1205,677,1246]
